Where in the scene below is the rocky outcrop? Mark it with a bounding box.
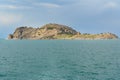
[72,32,118,40]
[8,23,77,39]
[8,23,118,40]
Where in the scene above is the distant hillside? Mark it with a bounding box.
[8,23,118,40]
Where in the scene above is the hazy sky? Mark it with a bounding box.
[0,0,120,38]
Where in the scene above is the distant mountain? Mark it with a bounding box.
[8,23,118,40]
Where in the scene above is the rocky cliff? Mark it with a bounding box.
[8,23,118,40]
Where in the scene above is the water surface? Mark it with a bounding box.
[0,40,120,80]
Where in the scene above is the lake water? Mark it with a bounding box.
[0,40,120,80]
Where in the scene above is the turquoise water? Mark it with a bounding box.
[0,40,120,80]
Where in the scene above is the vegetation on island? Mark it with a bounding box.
[8,23,118,40]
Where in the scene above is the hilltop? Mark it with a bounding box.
[8,23,118,40]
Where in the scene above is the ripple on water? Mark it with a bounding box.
[0,74,7,77]
[0,40,120,80]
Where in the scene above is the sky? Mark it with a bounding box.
[0,0,120,38]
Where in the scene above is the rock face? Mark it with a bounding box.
[8,23,77,39]
[8,23,118,40]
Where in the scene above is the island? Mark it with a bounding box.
[8,23,118,40]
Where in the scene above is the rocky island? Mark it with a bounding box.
[8,23,118,40]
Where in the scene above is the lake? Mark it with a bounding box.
[0,40,120,80]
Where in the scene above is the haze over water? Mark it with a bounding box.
[0,39,120,80]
